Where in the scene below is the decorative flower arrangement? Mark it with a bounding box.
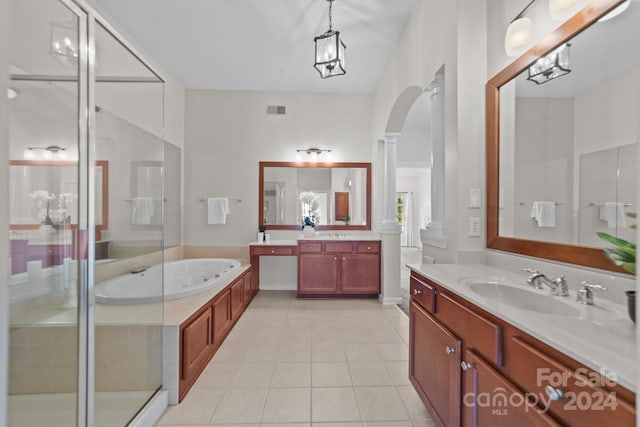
[597,212,636,274]
[299,191,320,228]
[29,190,74,230]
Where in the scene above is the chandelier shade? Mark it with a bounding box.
[314,0,346,79]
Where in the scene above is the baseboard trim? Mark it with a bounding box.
[128,389,168,427]
[378,295,403,305]
[259,283,297,291]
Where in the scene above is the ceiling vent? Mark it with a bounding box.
[267,105,286,115]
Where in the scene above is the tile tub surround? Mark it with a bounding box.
[407,263,637,392]
[157,291,435,426]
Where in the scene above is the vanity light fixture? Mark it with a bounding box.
[24,145,68,160]
[296,148,332,162]
[50,21,79,68]
[314,0,346,79]
[504,0,537,56]
[527,43,571,84]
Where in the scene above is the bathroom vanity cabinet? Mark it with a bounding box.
[409,270,635,427]
[297,240,380,297]
[179,267,255,401]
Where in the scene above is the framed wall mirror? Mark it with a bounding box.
[9,160,109,233]
[259,161,372,230]
[486,0,636,273]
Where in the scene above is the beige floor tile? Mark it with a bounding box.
[261,424,309,427]
[312,362,352,387]
[157,388,224,424]
[354,387,409,422]
[211,388,268,424]
[192,363,237,389]
[271,362,312,388]
[261,388,311,423]
[363,421,414,427]
[312,342,347,362]
[209,424,258,427]
[229,363,275,388]
[212,342,247,364]
[312,388,361,423]
[277,341,312,362]
[375,343,409,361]
[384,362,411,386]
[348,362,394,387]
[396,386,434,425]
[344,343,382,362]
[242,342,280,363]
[311,423,363,427]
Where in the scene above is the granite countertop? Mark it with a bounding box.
[249,234,381,246]
[407,263,637,391]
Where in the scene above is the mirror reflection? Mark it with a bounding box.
[498,7,638,249]
[260,162,371,229]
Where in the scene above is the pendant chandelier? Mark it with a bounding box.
[314,0,346,79]
[527,43,571,85]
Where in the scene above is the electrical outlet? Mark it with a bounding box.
[468,217,481,237]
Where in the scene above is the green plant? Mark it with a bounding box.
[343,215,350,225]
[597,212,636,274]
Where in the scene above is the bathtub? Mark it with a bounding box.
[94,258,241,304]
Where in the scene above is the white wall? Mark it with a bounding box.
[371,0,487,263]
[183,90,373,245]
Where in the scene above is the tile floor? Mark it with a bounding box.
[156,291,435,427]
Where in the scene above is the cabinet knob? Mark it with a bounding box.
[271,250,275,254]
[367,246,371,250]
[343,257,346,261]
[309,246,313,249]
[460,361,472,371]
[545,385,565,401]
[445,346,455,354]
[413,288,423,296]
[334,257,337,261]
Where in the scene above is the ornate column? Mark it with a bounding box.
[380,133,402,233]
[421,76,448,248]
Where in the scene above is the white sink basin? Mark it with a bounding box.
[458,277,622,322]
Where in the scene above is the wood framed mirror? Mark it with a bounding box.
[259,161,372,230]
[486,0,634,273]
[9,160,109,234]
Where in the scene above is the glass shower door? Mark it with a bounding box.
[7,0,85,425]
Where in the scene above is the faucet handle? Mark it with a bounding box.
[521,268,539,274]
[579,281,608,291]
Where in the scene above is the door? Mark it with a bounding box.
[340,254,380,294]
[212,290,232,343]
[298,254,339,293]
[461,349,561,427]
[410,301,461,427]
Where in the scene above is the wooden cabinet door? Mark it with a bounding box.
[182,307,213,381]
[212,290,231,344]
[409,301,461,427]
[461,349,561,427]
[298,254,338,294]
[243,271,253,305]
[230,278,244,321]
[340,253,380,294]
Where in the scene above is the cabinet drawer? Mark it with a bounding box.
[357,241,380,253]
[509,337,635,427]
[410,276,436,314]
[298,242,322,253]
[182,307,213,380]
[251,245,294,256]
[437,292,503,366]
[325,242,353,253]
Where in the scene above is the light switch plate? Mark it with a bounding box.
[469,189,481,208]
[468,217,481,237]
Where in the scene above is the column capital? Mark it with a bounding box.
[382,133,401,144]
[425,75,444,98]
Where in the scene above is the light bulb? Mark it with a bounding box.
[7,88,18,99]
[23,149,36,159]
[549,0,589,21]
[57,150,68,159]
[43,150,53,159]
[505,17,534,56]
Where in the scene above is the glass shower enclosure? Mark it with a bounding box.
[7,0,166,426]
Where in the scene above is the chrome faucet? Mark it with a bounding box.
[576,281,607,305]
[522,269,569,296]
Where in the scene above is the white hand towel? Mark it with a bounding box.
[131,197,155,225]
[599,202,627,229]
[530,201,556,227]
[208,198,229,224]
